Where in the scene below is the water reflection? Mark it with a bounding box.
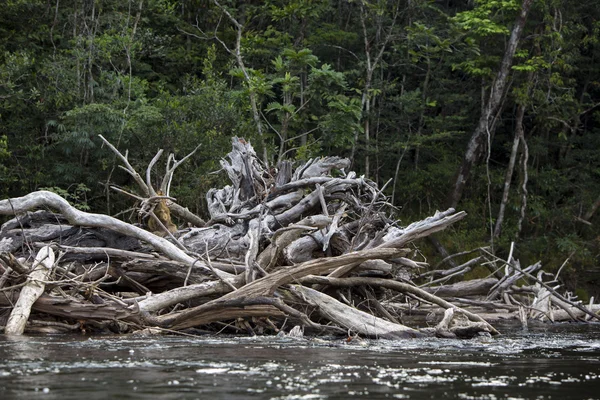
[1,335,53,360]
[0,322,599,399]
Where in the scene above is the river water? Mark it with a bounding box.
[0,322,599,399]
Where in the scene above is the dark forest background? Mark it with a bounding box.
[1,0,598,295]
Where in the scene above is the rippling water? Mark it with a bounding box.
[1,322,599,399]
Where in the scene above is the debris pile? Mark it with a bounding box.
[1,138,597,337]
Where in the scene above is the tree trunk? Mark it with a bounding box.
[447,0,534,209]
[213,0,268,164]
[493,103,525,238]
[351,0,398,175]
[5,247,55,335]
[516,131,530,239]
[584,195,600,222]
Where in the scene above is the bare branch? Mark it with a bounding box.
[160,143,202,195]
[145,149,164,196]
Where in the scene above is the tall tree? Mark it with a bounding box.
[447,0,534,209]
[351,0,400,177]
[212,0,269,163]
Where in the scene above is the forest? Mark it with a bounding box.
[0,0,599,300]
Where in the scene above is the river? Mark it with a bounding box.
[1,321,599,399]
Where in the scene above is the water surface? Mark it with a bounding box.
[1,322,599,399]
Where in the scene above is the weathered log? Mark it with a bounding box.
[275,160,293,187]
[157,248,406,328]
[180,223,249,260]
[169,202,206,227]
[0,216,77,253]
[218,137,266,211]
[0,292,139,322]
[258,215,331,271]
[422,278,498,298]
[120,259,226,286]
[0,252,30,275]
[548,304,600,322]
[5,246,55,335]
[380,209,467,249]
[243,225,260,283]
[435,308,494,338]
[293,157,350,180]
[299,275,499,335]
[419,257,483,285]
[136,279,238,312]
[0,191,233,281]
[320,209,466,282]
[507,262,600,321]
[293,285,423,339]
[446,297,520,311]
[487,260,541,300]
[284,232,326,264]
[38,243,156,261]
[170,304,285,330]
[357,259,393,274]
[530,286,552,320]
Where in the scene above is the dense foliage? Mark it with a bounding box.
[1,0,598,293]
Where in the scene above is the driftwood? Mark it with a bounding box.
[1,136,597,337]
[434,308,493,339]
[294,285,423,339]
[5,246,55,334]
[0,292,139,322]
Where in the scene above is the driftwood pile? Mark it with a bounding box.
[1,138,598,338]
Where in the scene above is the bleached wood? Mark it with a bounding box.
[158,247,406,328]
[434,307,493,338]
[0,191,232,281]
[99,134,151,196]
[0,292,138,322]
[550,304,600,322]
[422,278,498,297]
[0,135,545,337]
[137,279,239,312]
[293,285,422,339]
[5,246,55,335]
[300,275,499,335]
[530,287,552,320]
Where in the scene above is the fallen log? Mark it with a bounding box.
[434,308,493,338]
[299,275,499,335]
[293,285,423,339]
[549,304,600,321]
[156,248,408,329]
[0,291,142,323]
[0,193,211,272]
[422,278,498,297]
[5,246,55,335]
[136,279,238,312]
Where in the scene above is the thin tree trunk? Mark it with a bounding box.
[213,0,268,164]
[391,71,408,207]
[493,103,525,238]
[584,195,600,222]
[364,86,371,177]
[414,57,431,170]
[300,66,308,147]
[448,0,534,209]
[351,0,399,174]
[516,131,529,239]
[357,1,373,175]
